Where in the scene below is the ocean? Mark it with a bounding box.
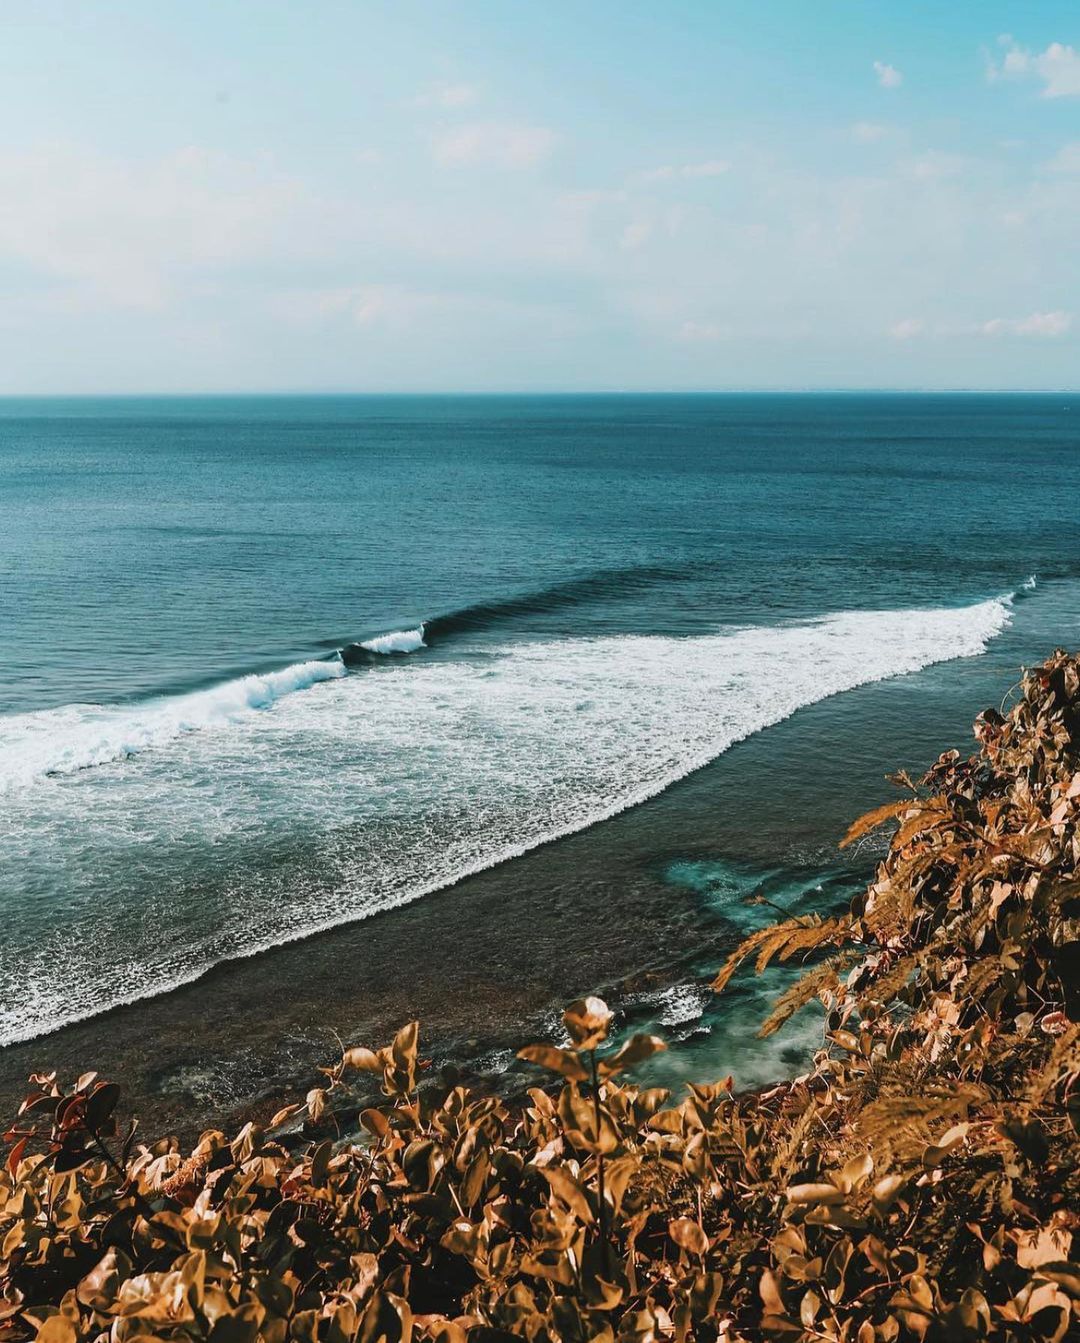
[2,393,1079,1123]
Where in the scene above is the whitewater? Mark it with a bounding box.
[0,595,1010,1046]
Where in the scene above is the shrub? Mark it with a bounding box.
[3,653,1079,1342]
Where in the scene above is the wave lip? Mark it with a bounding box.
[0,657,346,790]
[340,564,698,663]
[360,626,427,655]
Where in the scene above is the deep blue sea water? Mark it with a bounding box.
[2,394,1079,1085]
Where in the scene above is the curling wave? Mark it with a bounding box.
[340,564,700,664]
[341,626,427,665]
[421,564,697,640]
[360,626,427,655]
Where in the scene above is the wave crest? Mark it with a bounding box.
[0,658,345,788]
[360,626,427,654]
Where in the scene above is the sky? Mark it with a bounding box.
[3,1,1080,392]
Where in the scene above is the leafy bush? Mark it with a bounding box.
[3,653,1079,1342]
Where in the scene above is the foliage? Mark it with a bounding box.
[3,653,1080,1342]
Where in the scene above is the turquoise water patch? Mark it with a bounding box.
[663,856,859,932]
[616,857,865,1093]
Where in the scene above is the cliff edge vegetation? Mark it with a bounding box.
[3,652,1079,1342]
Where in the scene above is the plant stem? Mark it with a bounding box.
[87,1127,164,1227]
[588,1051,611,1277]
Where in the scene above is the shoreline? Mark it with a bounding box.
[0,788,748,1140]
[0,654,991,1140]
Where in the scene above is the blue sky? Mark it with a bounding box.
[3,1,1080,391]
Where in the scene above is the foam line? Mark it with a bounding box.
[0,594,1013,1046]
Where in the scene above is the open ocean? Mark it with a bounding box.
[2,393,1079,1119]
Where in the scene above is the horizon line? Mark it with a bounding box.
[0,387,1078,399]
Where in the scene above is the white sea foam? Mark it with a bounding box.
[633,983,712,1028]
[0,657,345,789]
[1023,573,1037,590]
[0,596,1012,1045]
[360,625,427,654]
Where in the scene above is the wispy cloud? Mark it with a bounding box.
[988,38,1080,98]
[1044,142,1080,174]
[337,287,401,327]
[431,121,555,168]
[905,151,967,182]
[0,145,306,312]
[632,160,730,187]
[873,61,903,89]
[412,81,479,110]
[619,220,652,250]
[851,122,889,144]
[977,311,1072,337]
[890,318,925,341]
[678,320,724,342]
[891,313,1073,340]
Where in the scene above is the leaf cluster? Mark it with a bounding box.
[3,654,1080,1342]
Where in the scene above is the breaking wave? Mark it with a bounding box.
[0,593,1013,1045]
[341,625,428,664]
[0,658,345,789]
[360,626,427,655]
[340,565,698,664]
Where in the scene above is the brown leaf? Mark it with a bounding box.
[563,997,614,1049]
[840,799,913,848]
[516,1045,588,1081]
[669,1218,708,1257]
[342,1047,382,1072]
[598,1033,666,1077]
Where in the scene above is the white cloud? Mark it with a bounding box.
[619,220,652,250]
[412,81,479,110]
[633,159,730,184]
[4,97,1080,390]
[1045,142,1080,174]
[431,121,555,168]
[990,40,1080,98]
[681,159,730,178]
[634,166,675,184]
[977,311,1072,337]
[851,122,889,143]
[905,151,966,181]
[873,61,903,89]
[678,320,724,342]
[0,145,306,311]
[286,284,443,330]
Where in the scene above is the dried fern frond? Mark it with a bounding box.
[758,952,859,1038]
[712,914,853,995]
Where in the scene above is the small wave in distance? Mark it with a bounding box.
[341,563,703,663]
